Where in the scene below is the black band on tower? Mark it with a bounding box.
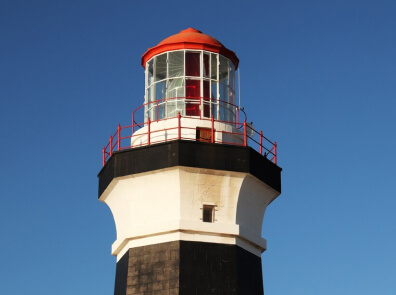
[114,241,264,295]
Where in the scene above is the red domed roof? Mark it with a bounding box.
[141,28,239,69]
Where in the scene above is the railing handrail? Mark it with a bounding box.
[132,96,245,117]
[132,96,246,127]
[102,99,277,166]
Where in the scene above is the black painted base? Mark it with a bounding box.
[114,241,264,295]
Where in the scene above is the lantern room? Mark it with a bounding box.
[141,28,239,123]
[101,28,278,165]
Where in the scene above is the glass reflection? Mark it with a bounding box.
[145,50,236,122]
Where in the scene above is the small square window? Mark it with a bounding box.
[202,205,215,223]
[196,127,212,142]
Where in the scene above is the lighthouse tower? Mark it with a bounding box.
[98,28,281,295]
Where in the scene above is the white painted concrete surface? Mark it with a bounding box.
[100,166,280,261]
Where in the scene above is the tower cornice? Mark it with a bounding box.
[98,140,282,198]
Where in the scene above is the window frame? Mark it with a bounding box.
[202,204,216,223]
[144,50,236,122]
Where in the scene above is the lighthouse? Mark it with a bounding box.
[98,28,282,295]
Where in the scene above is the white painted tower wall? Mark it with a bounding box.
[100,166,280,262]
[131,117,244,147]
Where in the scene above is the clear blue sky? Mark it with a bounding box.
[1,0,395,294]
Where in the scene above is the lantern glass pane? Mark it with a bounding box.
[169,51,184,78]
[219,55,229,84]
[210,53,217,80]
[147,59,154,86]
[203,53,210,78]
[185,52,200,77]
[155,54,167,81]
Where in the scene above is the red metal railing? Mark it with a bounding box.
[102,98,278,166]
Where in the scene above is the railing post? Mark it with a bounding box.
[156,100,159,122]
[177,112,181,140]
[132,113,134,134]
[243,119,247,146]
[147,117,151,145]
[260,130,263,155]
[109,136,113,157]
[117,124,121,151]
[102,147,106,167]
[274,141,277,164]
[236,107,239,127]
[211,116,215,143]
[201,97,204,120]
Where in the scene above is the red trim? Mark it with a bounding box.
[211,116,215,143]
[177,112,181,140]
[147,117,151,145]
[109,136,113,157]
[102,147,106,167]
[243,120,247,146]
[141,28,239,69]
[117,124,121,151]
[101,98,277,166]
